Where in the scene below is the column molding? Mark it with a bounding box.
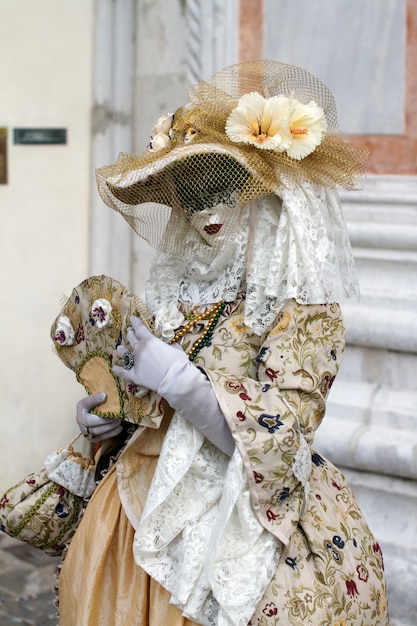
[185,0,239,83]
[89,0,135,285]
[91,0,240,291]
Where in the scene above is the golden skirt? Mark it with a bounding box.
[59,464,198,626]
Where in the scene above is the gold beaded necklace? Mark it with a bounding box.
[168,301,226,361]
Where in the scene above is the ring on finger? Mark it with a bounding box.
[121,350,135,370]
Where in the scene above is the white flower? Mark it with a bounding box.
[150,132,170,151]
[286,97,327,160]
[154,302,185,342]
[54,315,75,346]
[150,113,174,151]
[225,92,292,151]
[152,113,173,136]
[91,298,112,328]
[225,91,327,160]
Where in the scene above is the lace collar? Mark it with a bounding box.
[146,183,359,336]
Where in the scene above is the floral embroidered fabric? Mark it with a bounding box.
[51,275,163,428]
[0,436,94,557]
[116,298,388,625]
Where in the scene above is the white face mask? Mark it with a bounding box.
[188,199,243,248]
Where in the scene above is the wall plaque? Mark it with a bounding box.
[13,128,67,145]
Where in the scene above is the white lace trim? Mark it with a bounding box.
[281,395,312,501]
[146,209,249,322]
[133,413,281,626]
[146,182,359,335]
[244,183,360,333]
[44,449,95,498]
[292,433,312,499]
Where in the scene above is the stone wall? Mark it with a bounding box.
[0,1,94,490]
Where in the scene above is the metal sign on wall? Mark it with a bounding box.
[13,128,67,145]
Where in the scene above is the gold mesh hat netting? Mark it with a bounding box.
[96,60,368,255]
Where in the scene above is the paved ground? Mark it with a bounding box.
[0,533,58,625]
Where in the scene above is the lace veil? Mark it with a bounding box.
[146,181,359,335]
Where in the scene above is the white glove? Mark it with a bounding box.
[113,316,234,455]
[76,392,124,441]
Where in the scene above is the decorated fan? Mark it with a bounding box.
[51,275,162,426]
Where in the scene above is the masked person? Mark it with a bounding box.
[57,60,389,625]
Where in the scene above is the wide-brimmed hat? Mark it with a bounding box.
[96,59,367,256]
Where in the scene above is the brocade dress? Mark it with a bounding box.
[59,296,389,626]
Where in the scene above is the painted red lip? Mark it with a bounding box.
[203,223,223,235]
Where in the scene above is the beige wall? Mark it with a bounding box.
[0,1,94,490]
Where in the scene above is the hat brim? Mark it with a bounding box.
[102,143,274,214]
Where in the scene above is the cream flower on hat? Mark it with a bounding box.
[150,132,170,151]
[152,113,173,136]
[287,97,327,160]
[150,113,174,151]
[225,92,292,151]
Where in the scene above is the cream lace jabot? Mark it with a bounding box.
[132,413,281,626]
